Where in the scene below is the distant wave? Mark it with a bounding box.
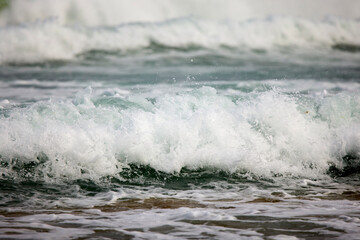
[0,0,359,27]
[0,16,359,64]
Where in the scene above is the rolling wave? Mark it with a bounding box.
[1,0,359,27]
[0,87,359,181]
[1,16,359,64]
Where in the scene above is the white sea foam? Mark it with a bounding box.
[0,16,359,64]
[3,196,359,239]
[0,87,359,181]
[1,0,359,27]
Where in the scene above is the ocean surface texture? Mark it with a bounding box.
[0,0,360,239]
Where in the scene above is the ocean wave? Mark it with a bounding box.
[0,87,359,181]
[1,0,359,27]
[1,16,359,64]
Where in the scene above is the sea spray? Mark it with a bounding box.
[1,86,358,182]
[1,1,360,238]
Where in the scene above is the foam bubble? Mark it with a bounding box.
[1,87,358,181]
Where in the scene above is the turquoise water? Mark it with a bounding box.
[1,1,360,239]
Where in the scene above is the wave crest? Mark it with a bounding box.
[1,17,359,64]
[1,0,359,27]
[1,87,359,181]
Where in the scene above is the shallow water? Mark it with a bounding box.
[1,0,360,239]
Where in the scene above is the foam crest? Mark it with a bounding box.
[1,17,359,63]
[1,87,358,181]
[1,0,359,27]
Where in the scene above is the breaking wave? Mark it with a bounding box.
[0,87,359,181]
[1,0,359,27]
[0,16,359,64]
